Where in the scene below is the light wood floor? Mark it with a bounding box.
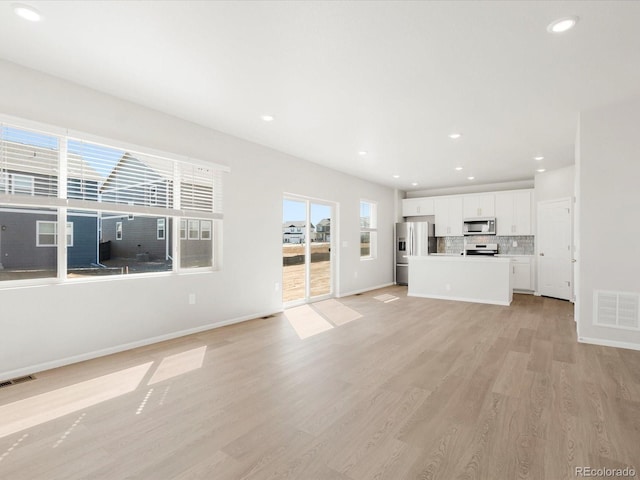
[1,287,639,480]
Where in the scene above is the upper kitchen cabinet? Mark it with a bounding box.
[495,189,533,235]
[402,197,435,217]
[434,196,463,236]
[463,194,495,219]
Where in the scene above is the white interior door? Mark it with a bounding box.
[537,198,573,301]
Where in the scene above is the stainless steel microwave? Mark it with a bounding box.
[463,217,496,236]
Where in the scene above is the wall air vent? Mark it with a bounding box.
[594,291,640,330]
[0,374,36,389]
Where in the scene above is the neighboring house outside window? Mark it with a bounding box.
[148,185,158,206]
[360,200,377,259]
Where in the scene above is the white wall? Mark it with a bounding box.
[0,60,396,378]
[407,179,534,198]
[534,165,574,203]
[577,97,640,349]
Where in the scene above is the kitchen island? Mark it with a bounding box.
[408,255,513,306]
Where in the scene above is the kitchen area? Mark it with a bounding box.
[396,188,536,306]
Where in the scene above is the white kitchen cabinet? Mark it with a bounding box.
[504,256,534,291]
[463,194,495,219]
[495,190,532,235]
[402,197,435,217]
[434,196,463,236]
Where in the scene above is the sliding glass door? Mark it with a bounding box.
[282,197,334,306]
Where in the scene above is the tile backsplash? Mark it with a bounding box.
[437,235,535,255]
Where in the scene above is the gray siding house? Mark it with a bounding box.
[99,153,173,263]
[0,140,101,271]
[315,218,331,242]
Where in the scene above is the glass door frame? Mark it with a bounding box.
[282,194,337,308]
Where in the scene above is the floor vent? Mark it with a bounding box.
[0,375,36,389]
[594,291,640,330]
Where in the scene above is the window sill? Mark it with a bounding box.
[0,267,219,290]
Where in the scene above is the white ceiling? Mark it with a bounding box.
[1,1,640,191]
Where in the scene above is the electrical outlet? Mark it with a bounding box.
[275,282,280,292]
[188,293,196,305]
[354,271,358,279]
[512,240,518,247]
[445,283,451,291]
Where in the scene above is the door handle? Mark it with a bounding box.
[572,259,576,263]
[539,252,545,256]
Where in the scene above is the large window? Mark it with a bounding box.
[0,120,227,285]
[360,200,377,259]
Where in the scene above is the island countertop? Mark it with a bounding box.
[408,255,513,306]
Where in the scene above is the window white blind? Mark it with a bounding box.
[1,122,226,218]
[179,163,223,217]
[0,125,59,198]
[68,139,175,209]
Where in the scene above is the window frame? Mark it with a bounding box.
[200,220,212,240]
[36,220,73,247]
[188,219,200,240]
[180,219,187,240]
[157,217,166,240]
[0,172,8,193]
[11,173,35,195]
[359,200,378,260]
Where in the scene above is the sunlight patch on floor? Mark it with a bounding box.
[0,362,153,439]
[147,346,207,386]
[285,304,334,339]
[313,299,363,326]
[374,293,400,303]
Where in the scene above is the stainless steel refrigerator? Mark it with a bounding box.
[395,221,436,285]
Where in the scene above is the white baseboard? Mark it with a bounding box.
[337,282,395,298]
[578,336,640,352]
[0,309,283,381]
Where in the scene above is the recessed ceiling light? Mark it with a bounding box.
[358,151,367,156]
[448,133,462,139]
[467,176,475,180]
[536,168,546,173]
[455,166,463,171]
[392,174,400,179]
[411,182,418,186]
[534,155,544,161]
[547,16,579,34]
[261,114,274,122]
[12,3,42,22]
